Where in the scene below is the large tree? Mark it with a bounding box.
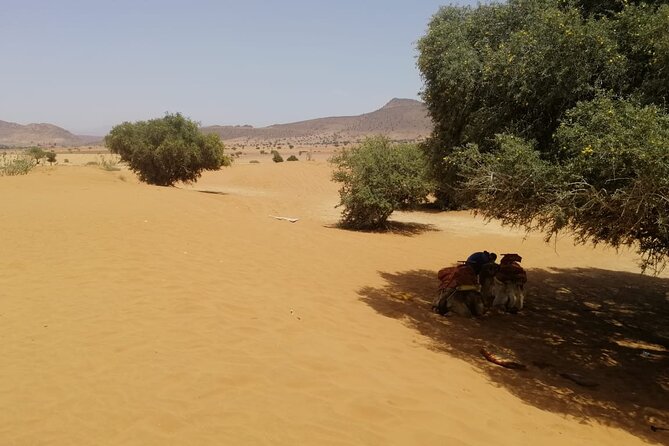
[418,0,669,271]
[105,113,230,186]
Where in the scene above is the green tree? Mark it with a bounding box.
[330,136,432,230]
[104,113,230,186]
[418,0,669,207]
[418,0,669,270]
[451,97,669,272]
[26,147,46,165]
[46,151,57,165]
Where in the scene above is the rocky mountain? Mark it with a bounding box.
[0,120,100,147]
[202,98,432,143]
[0,98,432,148]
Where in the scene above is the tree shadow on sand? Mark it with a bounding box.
[326,221,439,237]
[358,268,669,443]
[191,189,229,196]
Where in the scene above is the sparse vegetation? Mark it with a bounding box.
[98,155,121,171]
[0,154,35,176]
[330,136,432,230]
[249,160,260,164]
[286,155,298,161]
[104,113,231,186]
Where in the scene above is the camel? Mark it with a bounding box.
[490,254,527,313]
[433,264,486,317]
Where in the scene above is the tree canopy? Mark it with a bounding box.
[105,113,230,186]
[26,147,46,165]
[418,0,669,271]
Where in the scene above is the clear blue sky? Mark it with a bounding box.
[1,0,480,135]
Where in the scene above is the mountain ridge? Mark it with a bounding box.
[201,98,432,143]
[0,120,100,147]
[0,98,432,147]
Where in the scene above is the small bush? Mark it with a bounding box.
[64,158,69,163]
[1,156,34,176]
[46,151,57,165]
[272,150,284,163]
[249,160,260,164]
[286,155,298,161]
[99,155,121,171]
[330,136,432,229]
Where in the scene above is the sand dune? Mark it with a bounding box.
[1,162,667,445]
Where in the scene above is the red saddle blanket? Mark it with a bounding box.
[497,262,527,284]
[437,264,479,290]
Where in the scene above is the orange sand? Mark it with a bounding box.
[1,162,667,445]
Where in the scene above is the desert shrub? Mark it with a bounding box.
[98,155,121,171]
[64,158,69,163]
[1,156,34,176]
[85,161,99,166]
[249,160,260,164]
[272,150,284,163]
[104,113,230,186]
[330,136,432,230]
[286,155,298,161]
[46,151,57,165]
[260,150,267,154]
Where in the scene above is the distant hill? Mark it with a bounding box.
[201,98,432,144]
[0,120,100,147]
[0,98,432,148]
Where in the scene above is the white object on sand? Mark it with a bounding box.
[270,215,299,223]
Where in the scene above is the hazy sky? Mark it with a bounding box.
[2,0,480,134]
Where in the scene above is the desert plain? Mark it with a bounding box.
[1,158,668,445]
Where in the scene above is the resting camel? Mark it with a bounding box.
[433,264,486,317]
[473,253,528,313]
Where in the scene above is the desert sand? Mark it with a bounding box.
[1,161,667,445]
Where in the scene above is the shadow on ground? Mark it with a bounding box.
[327,221,439,237]
[358,268,669,443]
[192,189,229,196]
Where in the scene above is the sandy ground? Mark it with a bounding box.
[1,162,667,445]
